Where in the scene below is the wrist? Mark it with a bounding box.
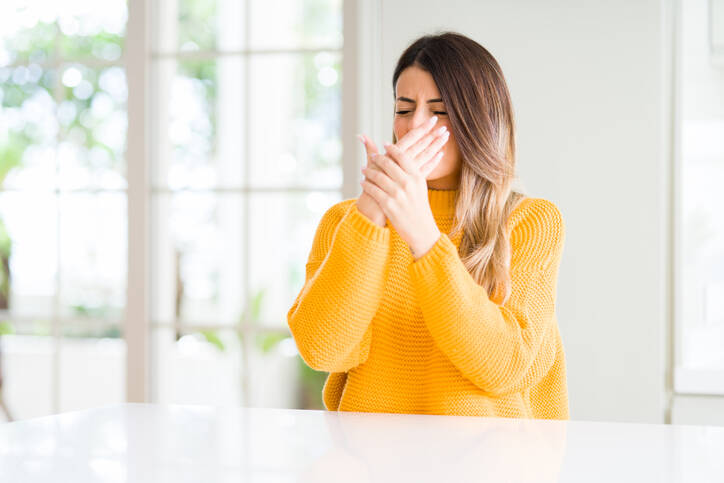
[410,227,441,260]
[356,199,386,227]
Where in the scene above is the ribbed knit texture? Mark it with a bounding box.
[287,188,568,419]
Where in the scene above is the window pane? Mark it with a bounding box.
[0,3,57,67]
[0,192,57,319]
[151,328,243,406]
[249,0,342,49]
[58,193,126,322]
[59,322,125,413]
[0,66,58,191]
[153,57,246,189]
[151,193,246,326]
[58,0,127,61]
[1,323,54,420]
[249,191,342,328]
[249,53,341,188]
[679,1,724,372]
[153,0,247,53]
[57,64,127,190]
[176,0,218,52]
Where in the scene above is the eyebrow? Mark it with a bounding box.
[396,96,444,103]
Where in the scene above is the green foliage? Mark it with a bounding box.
[59,31,124,60]
[200,329,225,351]
[254,332,289,354]
[70,304,117,319]
[0,131,28,186]
[297,356,326,409]
[0,321,15,336]
[0,222,11,300]
[3,21,56,65]
[241,287,266,326]
[0,218,11,264]
[178,0,217,51]
[62,324,121,339]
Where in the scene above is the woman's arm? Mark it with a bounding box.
[409,199,565,396]
[287,200,391,372]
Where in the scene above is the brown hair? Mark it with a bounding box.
[393,32,526,305]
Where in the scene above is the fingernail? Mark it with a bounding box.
[383,143,392,149]
[356,134,365,144]
[443,131,450,139]
[436,126,447,135]
[428,116,438,125]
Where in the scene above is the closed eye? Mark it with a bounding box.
[395,110,447,115]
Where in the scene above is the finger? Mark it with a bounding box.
[362,165,398,196]
[383,143,416,174]
[360,179,389,208]
[371,153,407,183]
[407,125,448,160]
[396,115,438,151]
[416,130,450,165]
[357,134,379,156]
[420,151,444,178]
[358,134,382,172]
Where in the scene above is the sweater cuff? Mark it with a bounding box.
[343,202,390,244]
[409,233,458,280]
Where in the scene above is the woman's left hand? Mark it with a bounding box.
[360,118,450,259]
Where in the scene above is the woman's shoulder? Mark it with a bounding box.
[509,196,563,233]
[508,196,565,271]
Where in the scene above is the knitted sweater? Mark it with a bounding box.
[287,188,568,419]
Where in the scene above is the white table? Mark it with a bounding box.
[1,403,723,482]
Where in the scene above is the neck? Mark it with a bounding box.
[426,172,460,190]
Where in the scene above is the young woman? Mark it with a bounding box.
[288,32,568,419]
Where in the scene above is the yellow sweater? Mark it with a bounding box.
[287,188,568,419]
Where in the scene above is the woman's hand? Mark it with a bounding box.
[359,116,450,259]
[355,134,387,227]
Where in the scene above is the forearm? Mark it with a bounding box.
[288,203,390,372]
[409,234,559,395]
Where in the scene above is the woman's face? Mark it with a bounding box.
[394,65,462,189]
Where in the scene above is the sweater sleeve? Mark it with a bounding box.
[408,199,565,397]
[287,200,391,372]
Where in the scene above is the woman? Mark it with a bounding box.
[287,32,568,419]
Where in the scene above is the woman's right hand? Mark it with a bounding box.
[356,134,387,227]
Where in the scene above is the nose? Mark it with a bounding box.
[411,109,434,130]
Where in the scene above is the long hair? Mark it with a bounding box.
[393,32,526,305]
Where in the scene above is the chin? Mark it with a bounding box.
[426,168,445,181]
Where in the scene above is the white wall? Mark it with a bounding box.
[359,0,673,423]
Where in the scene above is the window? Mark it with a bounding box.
[675,0,724,394]
[0,0,344,420]
[0,0,129,419]
[147,0,343,409]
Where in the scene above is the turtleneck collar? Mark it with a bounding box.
[427,187,458,216]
